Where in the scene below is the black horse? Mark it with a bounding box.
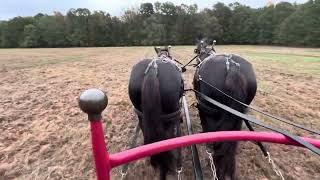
[193,38,257,180]
[128,46,184,180]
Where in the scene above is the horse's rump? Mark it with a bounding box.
[128,58,184,179]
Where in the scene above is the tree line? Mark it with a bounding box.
[0,0,319,48]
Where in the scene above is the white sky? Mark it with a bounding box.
[0,0,308,20]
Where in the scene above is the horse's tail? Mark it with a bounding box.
[224,67,248,113]
[141,67,161,145]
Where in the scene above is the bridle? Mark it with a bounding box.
[182,41,216,69]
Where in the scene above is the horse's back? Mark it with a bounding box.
[195,54,257,105]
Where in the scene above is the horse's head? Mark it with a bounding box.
[195,38,216,60]
[154,46,172,58]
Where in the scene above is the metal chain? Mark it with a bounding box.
[120,169,128,180]
[176,167,183,180]
[206,150,218,180]
[266,152,285,180]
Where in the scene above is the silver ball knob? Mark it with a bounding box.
[79,88,108,121]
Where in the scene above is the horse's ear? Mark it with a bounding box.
[154,46,160,54]
[213,40,216,45]
[208,40,214,46]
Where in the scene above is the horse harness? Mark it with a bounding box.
[141,52,182,125]
[134,107,181,124]
[145,53,184,74]
[138,54,184,173]
[195,53,241,110]
[194,53,271,158]
[196,53,240,71]
[139,53,184,120]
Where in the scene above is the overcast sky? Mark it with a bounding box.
[0,0,308,20]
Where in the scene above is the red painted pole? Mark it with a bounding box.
[79,89,320,179]
[90,121,110,180]
[109,131,320,168]
[79,89,110,180]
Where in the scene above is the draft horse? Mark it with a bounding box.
[128,46,184,180]
[193,38,257,180]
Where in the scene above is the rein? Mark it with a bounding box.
[187,88,320,156]
[193,52,319,158]
[182,55,199,69]
[197,99,269,157]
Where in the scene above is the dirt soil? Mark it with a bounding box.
[0,46,319,180]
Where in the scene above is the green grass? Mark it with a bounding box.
[246,51,320,62]
[242,51,320,76]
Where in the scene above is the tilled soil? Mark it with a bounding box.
[0,46,319,180]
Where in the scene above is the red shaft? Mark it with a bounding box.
[109,131,320,168]
[90,121,110,180]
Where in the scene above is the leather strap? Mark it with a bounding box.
[197,100,269,157]
[134,108,181,120]
[193,89,320,156]
[182,55,199,69]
